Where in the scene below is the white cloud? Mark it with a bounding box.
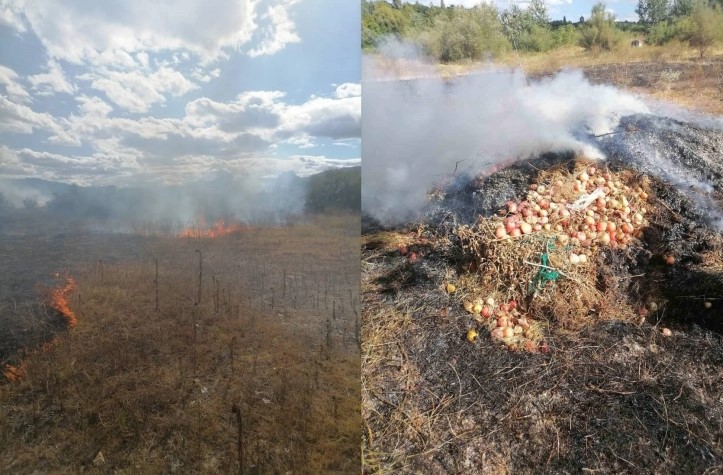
[28,59,76,96]
[335,83,361,99]
[0,95,59,135]
[0,65,31,103]
[282,95,361,140]
[184,88,361,142]
[83,66,198,113]
[11,0,263,64]
[222,155,360,178]
[191,67,221,83]
[136,51,149,68]
[0,3,26,33]
[247,2,301,57]
[92,49,137,69]
[76,95,114,118]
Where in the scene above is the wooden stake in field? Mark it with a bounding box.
[231,404,245,475]
[195,249,202,306]
[325,319,332,360]
[229,336,236,374]
[154,257,159,312]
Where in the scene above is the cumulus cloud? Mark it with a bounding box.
[0,95,59,135]
[335,83,361,99]
[10,0,259,64]
[0,3,26,33]
[81,66,198,113]
[0,80,357,184]
[0,1,358,188]
[28,59,76,96]
[282,95,361,140]
[0,65,31,103]
[248,2,301,57]
[184,88,361,141]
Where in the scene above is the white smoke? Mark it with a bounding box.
[362,55,650,223]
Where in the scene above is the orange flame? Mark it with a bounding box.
[3,362,26,382]
[50,276,77,328]
[178,219,246,238]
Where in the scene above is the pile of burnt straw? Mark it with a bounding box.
[366,150,723,351]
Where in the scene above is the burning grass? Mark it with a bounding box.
[0,214,361,473]
[178,219,249,239]
[48,275,77,328]
[362,157,723,473]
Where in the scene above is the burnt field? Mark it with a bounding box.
[0,211,360,473]
[362,113,723,473]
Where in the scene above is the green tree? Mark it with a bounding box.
[636,0,671,24]
[687,1,723,57]
[670,0,694,16]
[552,23,580,47]
[580,2,624,50]
[421,5,510,61]
[362,1,410,48]
[501,1,554,52]
[528,0,551,25]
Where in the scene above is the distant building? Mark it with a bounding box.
[631,39,644,48]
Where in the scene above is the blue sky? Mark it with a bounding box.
[0,0,361,186]
[447,1,639,22]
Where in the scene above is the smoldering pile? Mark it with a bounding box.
[368,113,723,352]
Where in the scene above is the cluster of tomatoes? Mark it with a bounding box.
[492,165,650,263]
[464,296,548,353]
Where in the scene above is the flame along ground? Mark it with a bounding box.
[50,275,78,328]
[178,219,248,238]
[3,276,76,382]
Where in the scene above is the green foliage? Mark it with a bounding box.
[644,0,723,52]
[687,1,723,56]
[528,0,551,25]
[671,0,694,16]
[362,1,411,49]
[636,0,671,24]
[647,15,690,43]
[502,3,555,52]
[305,167,361,213]
[580,3,624,50]
[552,24,580,47]
[418,5,510,62]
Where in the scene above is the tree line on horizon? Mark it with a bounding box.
[362,0,723,60]
[0,166,362,221]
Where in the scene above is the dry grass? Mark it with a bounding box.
[367,44,723,115]
[0,213,360,473]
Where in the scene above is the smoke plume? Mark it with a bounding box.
[362,55,651,223]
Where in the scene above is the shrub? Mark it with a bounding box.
[687,2,723,57]
[552,24,580,47]
[421,6,511,62]
[580,3,625,51]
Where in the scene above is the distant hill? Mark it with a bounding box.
[304,166,361,213]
